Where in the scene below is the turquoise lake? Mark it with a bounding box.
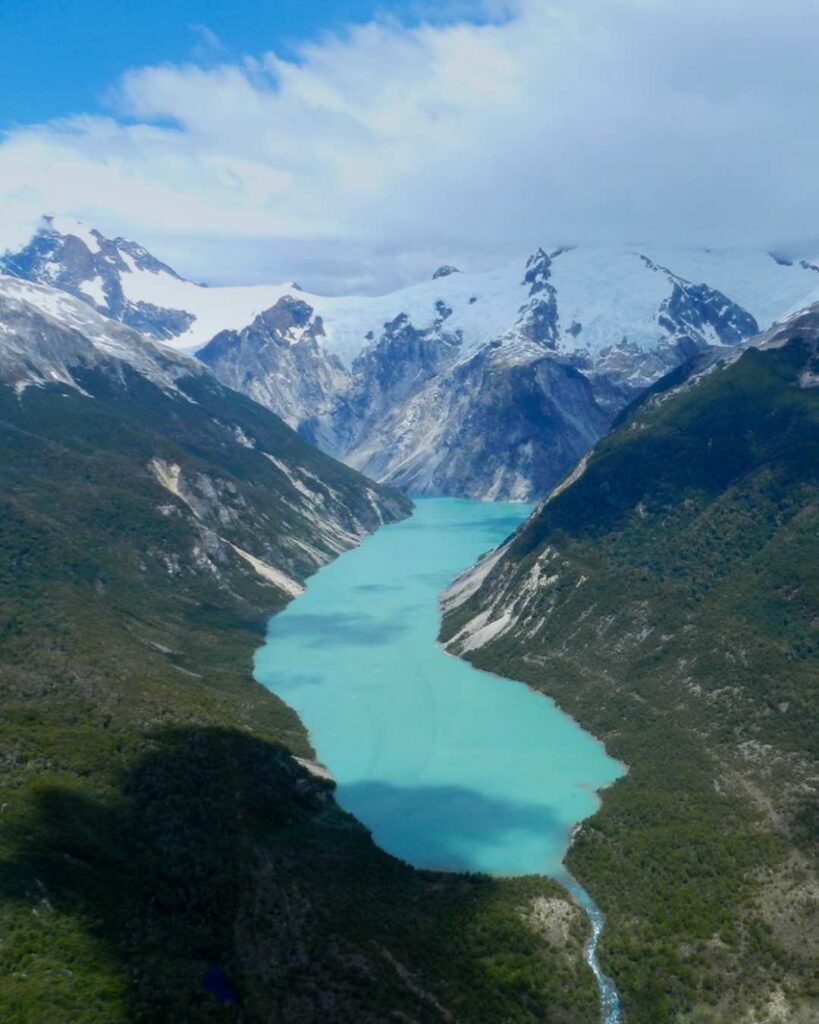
[254,497,624,878]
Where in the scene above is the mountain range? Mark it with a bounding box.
[1,215,817,1023]
[6,217,819,499]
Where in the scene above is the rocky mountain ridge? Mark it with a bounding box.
[6,218,819,498]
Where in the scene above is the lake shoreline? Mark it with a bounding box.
[254,497,625,1020]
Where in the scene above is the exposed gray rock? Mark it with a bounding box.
[8,222,819,502]
[199,246,787,500]
[1,217,194,340]
[198,296,349,452]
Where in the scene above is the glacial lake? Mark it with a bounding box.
[254,496,624,878]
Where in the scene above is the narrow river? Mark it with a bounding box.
[254,497,624,1020]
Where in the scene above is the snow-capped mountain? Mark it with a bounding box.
[5,217,819,499]
[199,245,819,499]
[0,272,208,398]
[0,216,308,348]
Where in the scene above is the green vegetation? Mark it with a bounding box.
[0,367,595,1022]
[445,335,819,1022]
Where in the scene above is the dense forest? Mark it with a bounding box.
[444,325,819,1023]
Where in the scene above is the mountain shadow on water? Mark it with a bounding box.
[338,780,566,874]
[0,726,600,1024]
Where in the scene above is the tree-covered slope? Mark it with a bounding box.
[442,307,819,1024]
[0,277,595,1023]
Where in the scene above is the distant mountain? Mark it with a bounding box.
[0,216,304,347]
[441,305,819,1023]
[1,216,196,341]
[6,218,819,498]
[200,245,819,498]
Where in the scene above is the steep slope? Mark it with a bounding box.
[8,218,819,499]
[0,275,406,581]
[0,277,598,1023]
[442,308,819,1023]
[198,246,819,500]
[201,247,815,499]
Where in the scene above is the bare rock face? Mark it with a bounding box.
[199,297,350,453]
[200,245,777,500]
[2,216,194,340]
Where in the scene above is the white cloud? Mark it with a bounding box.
[1,0,818,291]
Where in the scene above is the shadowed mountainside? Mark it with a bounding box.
[443,314,819,1023]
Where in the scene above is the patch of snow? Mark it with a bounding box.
[46,216,101,252]
[78,275,106,306]
[118,265,298,348]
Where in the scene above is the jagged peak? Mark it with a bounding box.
[40,214,103,252]
[432,265,461,280]
[253,294,318,333]
[25,215,185,282]
[522,247,554,295]
[525,246,547,266]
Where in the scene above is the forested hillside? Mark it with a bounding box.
[443,309,819,1023]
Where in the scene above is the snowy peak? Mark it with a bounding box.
[0,274,205,398]
[251,295,326,347]
[1,218,324,350]
[521,247,554,295]
[197,294,346,440]
[1,216,194,342]
[41,215,183,280]
[512,247,560,351]
[432,265,461,280]
[201,295,329,367]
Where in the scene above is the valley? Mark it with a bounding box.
[0,224,817,1024]
[1,5,818,1022]
[0,273,600,1023]
[254,496,625,1021]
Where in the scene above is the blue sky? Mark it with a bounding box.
[0,0,817,291]
[0,0,486,127]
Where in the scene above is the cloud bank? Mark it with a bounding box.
[1,0,818,291]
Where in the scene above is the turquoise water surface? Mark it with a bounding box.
[254,496,624,878]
